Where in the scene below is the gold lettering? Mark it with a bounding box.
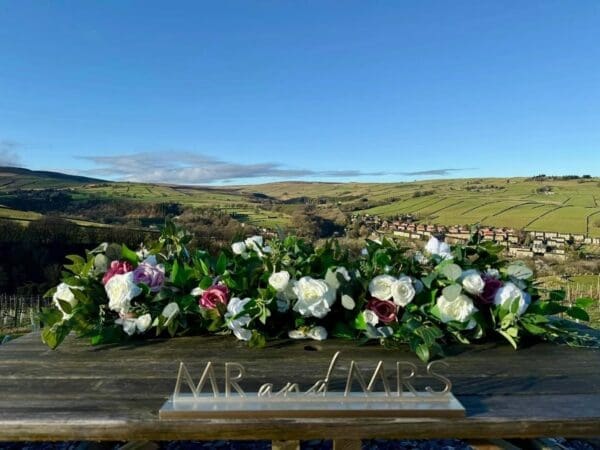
[396,362,419,396]
[425,361,452,396]
[225,362,246,397]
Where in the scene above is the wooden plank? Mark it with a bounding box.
[272,441,300,450]
[0,332,598,441]
[333,440,361,450]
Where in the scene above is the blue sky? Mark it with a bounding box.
[0,0,599,184]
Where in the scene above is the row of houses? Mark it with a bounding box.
[351,214,600,261]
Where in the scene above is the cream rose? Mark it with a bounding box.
[368,275,397,301]
[105,272,142,314]
[425,236,453,259]
[494,282,530,316]
[269,271,290,292]
[231,241,247,255]
[225,297,252,341]
[461,270,485,295]
[436,293,478,327]
[391,276,416,307]
[52,282,79,320]
[116,313,152,336]
[292,276,336,318]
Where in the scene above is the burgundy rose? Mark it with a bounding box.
[102,260,134,285]
[367,298,398,324]
[478,275,503,305]
[200,285,230,309]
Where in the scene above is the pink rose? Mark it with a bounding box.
[478,276,503,305]
[367,298,398,324]
[200,285,230,309]
[102,260,134,285]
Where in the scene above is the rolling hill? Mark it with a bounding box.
[1,167,599,236]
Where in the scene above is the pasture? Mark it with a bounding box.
[2,168,600,236]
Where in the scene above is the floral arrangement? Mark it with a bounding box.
[41,221,596,361]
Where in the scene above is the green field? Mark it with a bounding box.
[2,168,600,235]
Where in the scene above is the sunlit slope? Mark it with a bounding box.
[1,167,599,235]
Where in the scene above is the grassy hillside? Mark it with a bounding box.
[1,167,599,235]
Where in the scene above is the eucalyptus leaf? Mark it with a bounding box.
[442,284,462,302]
[506,263,533,280]
[441,264,462,281]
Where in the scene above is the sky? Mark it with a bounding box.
[0,0,599,185]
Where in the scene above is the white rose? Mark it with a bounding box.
[461,270,485,295]
[425,236,453,259]
[231,241,247,255]
[269,271,290,292]
[105,272,142,314]
[368,275,397,301]
[307,326,328,341]
[437,293,478,327]
[288,329,307,339]
[494,282,530,316]
[391,276,416,307]
[233,327,252,341]
[292,276,336,319]
[225,297,252,340]
[325,266,351,290]
[52,282,79,320]
[136,313,152,332]
[244,235,263,251]
[363,309,379,326]
[161,302,180,325]
[288,326,328,341]
[116,313,152,336]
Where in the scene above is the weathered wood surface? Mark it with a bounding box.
[0,333,599,441]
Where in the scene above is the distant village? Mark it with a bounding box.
[350,214,600,261]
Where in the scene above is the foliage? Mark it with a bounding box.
[40,221,596,360]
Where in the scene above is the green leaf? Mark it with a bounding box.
[549,290,566,302]
[354,313,367,330]
[202,308,223,332]
[57,300,73,315]
[199,276,213,290]
[575,297,595,309]
[527,301,567,316]
[521,321,547,335]
[332,322,356,339]
[216,252,227,275]
[415,343,430,362]
[42,324,70,350]
[39,307,63,328]
[566,306,590,322]
[90,327,123,345]
[415,325,443,347]
[121,244,139,265]
[248,331,266,348]
[498,329,518,349]
[421,273,436,289]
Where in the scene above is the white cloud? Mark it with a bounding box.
[79,151,386,184]
[0,140,22,166]
[78,151,475,184]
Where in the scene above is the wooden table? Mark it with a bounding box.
[0,332,599,443]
